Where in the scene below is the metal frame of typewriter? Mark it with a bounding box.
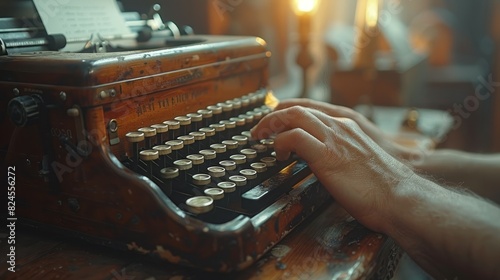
[1,17,331,273]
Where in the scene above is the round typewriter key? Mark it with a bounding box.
[241,148,257,159]
[232,135,248,146]
[229,99,242,109]
[151,123,169,133]
[153,145,172,155]
[239,114,254,124]
[217,102,233,112]
[207,105,222,115]
[230,154,247,165]
[217,182,236,193]
[229,175,247,186]
[189,131,206,141]
[199,127,215,137]
[192,174,211,186]
[210,144,226,154]
[219,160,236,171]
[174,159,192,170]
[126,131,145,142]
[199,149,217,160]
[210,123,225,132]
[260,157,277,167]
[207,166,226,178]
[260,139,275,148]
[139,149,159,161]
[197,109,213,119]
[250,162,267,173]
[138,127,157,137]
[163,120,180,130]
[252,144,267,154]
[186,196,214,214]
[230,117,245,127]
[240,169,257,180]
[187,113,202,122]
[240,97,250,108]
[166,140,184,150]
[204,188,224,200]
[160,167,179,179]
[175,116,191,126]
[222,140,238,150]
[241,131,252,139]
[187,154,204,165]
[178,135,195,145]
[220,120,236,129]
[251,110,263,120]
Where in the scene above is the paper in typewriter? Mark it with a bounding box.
[33,0,133,51]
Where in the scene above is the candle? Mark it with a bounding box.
[354,0,380,69]
[292,0,319,15]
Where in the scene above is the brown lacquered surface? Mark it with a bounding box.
[0,203,400,280]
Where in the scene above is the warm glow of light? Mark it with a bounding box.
[292,0,319,15]
[366,0,379,28]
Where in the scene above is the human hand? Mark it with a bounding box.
[275,99,417,161]
[251,105,414,232]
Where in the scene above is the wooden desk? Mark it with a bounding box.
[1,202,400,280]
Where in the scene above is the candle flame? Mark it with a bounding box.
[366,0,379,28]
[292,0,319,15]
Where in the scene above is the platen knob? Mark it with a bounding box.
[8,95,43,127]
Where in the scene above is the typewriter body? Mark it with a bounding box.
[0,6,330,272]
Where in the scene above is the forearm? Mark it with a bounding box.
[384,175,500,279]
[401,149,500,204]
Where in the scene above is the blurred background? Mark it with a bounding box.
[119,0,499,154]
[2,0,499,153]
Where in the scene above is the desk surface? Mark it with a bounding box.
[1,202,400,280]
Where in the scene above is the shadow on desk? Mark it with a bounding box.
[1,202,400,280]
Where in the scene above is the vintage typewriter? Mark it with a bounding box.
[0,2,331,272]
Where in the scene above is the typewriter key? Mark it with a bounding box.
[199,149,216,160]
[222,140,238,150]
[229,175,247,187]
[153,145,172,167]
[166,140,184,160]
[192,174,211,186]
[140,149,159,178]
[151,123,169,144]
[250,162,267,173]
[207,105,222,123]
[175,116,191,135]
[209,123,225,142]
[260,139,275,149]
[186,196,214,214]
[210,143,226,154]
[204,188,224,200]
[164,120,180,140]
[138,127,157,148]
[240,148,257,159]
[240,169,257,180]
[241,131,252,139]
[187,113,202,130]
[260,157,277,167]
[232,135,248,146]
[207,166,225,178]
[219,160,236,171]
[174,159,192,171]
[187,154,204,172]
[189,131,206,150]
[160,167,179,179]
[217,182,236,193]
[126,131,145,143]
[230,154,247,165]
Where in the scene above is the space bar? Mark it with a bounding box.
[241,160,311,204]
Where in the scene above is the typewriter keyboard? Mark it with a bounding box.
[123,90,311,224]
